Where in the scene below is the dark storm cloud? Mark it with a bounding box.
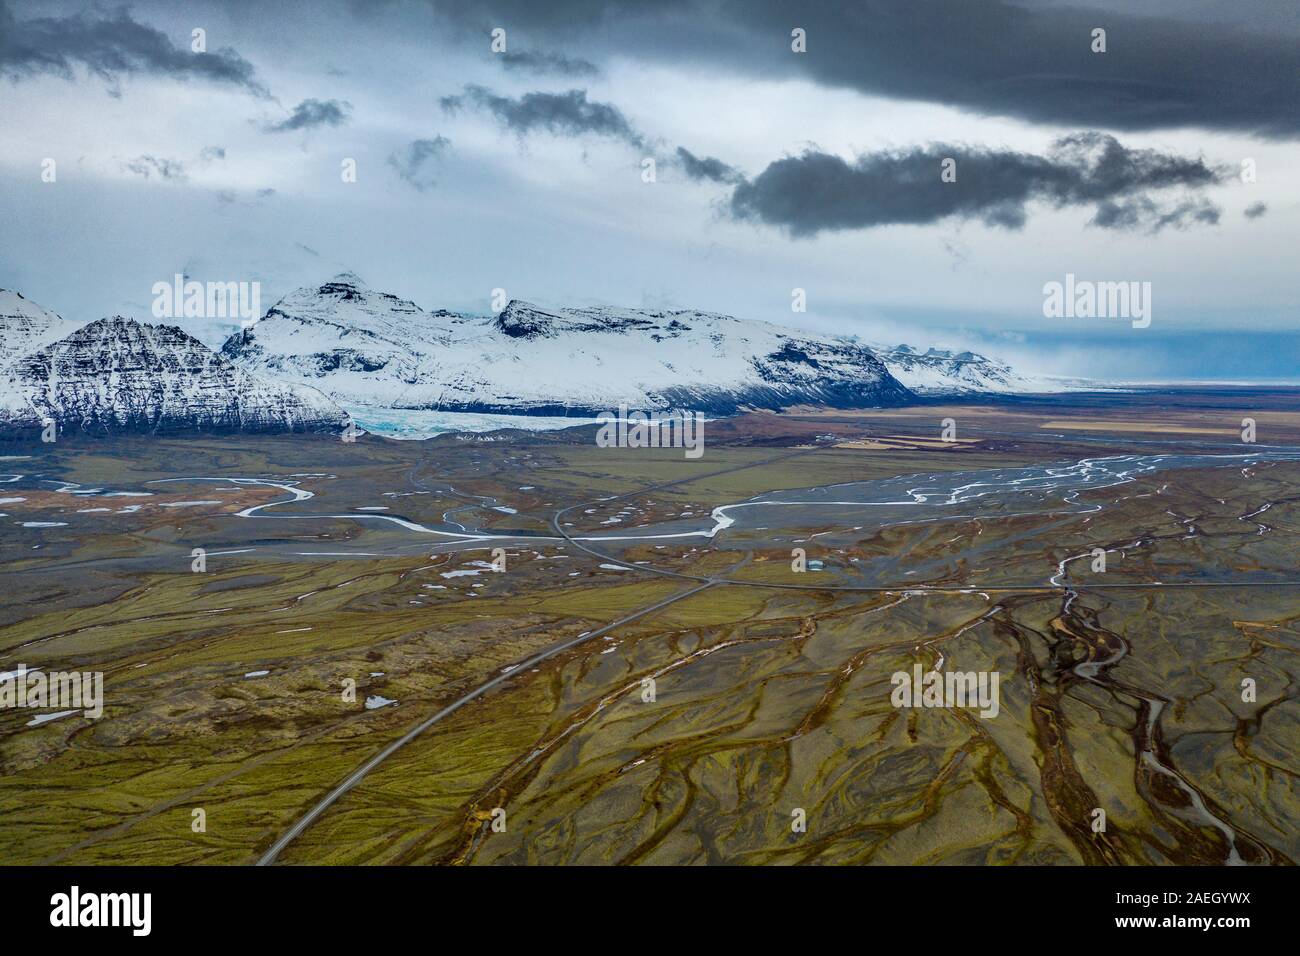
[388,136,452,191]
[440,85,644,146]
[428,0,1300,139]
[123,155,188,182]
[262,98,352,133]
[675,147,743,184]
[1243,201,1268,219]
[423,0,697,31]
[0,0,267,96]
[728,133,1228,236]
[497,50,600,78]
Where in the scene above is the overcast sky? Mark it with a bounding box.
[0,0,1296,380]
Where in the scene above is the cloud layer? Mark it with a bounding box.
[262,98,352,133]
[431,0,1300,139]
[676,147,743,184]
[728,133,1228,236]
[388,136,452,191]
[440,85,644,147]
[497,50,600,78]
[123,154,188,182]
[0,0,266,96]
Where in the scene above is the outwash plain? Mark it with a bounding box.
[2,389,1299,866]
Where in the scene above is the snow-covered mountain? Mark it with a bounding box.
[0,312,346,437]
[870,343,1048,395]
[218,272,468,407]
[222,274,916,414]
[0,289,78,369]
[0,276,1057,441]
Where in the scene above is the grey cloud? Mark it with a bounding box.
[263,98,351,133]
[426,0,696,31]
[429,0,1300,139]
[675,147,743,184]
[1090,196,1220,232]
[728,133,1227,236]
[440,85,643,147]
[124,155,188,182]
[388,136,452,191]
[199,146,226,162]
[1243,201,1268,219]
[497,50,600,78]
[0,0,267,96]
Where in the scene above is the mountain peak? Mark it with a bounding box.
[868,338,1038,395]
[0,304,345,436]
[75,315,190,342]
[219,276,458,401]
[315,273,369,300]
[1,287,76,369]
[494,300,563,339]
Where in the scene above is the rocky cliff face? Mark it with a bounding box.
[870,343,1047,395]
[0,313,346,438]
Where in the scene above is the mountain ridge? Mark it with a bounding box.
[222,274,968,415]
[0,306,346,438]
[0,275,1066,440]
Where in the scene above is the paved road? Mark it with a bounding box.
[256,578,715,865]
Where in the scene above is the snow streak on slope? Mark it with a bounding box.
[870,344,1051,395]
[0,289,78,369]
[220,273,470,407]
[1,316,346,436]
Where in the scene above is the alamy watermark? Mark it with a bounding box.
[152,274,261,327]
[595,405,705,459]
[50,886,150,936]
[890,663,1000,718]
[1042,273,1151,329]
[0,664,103,719]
